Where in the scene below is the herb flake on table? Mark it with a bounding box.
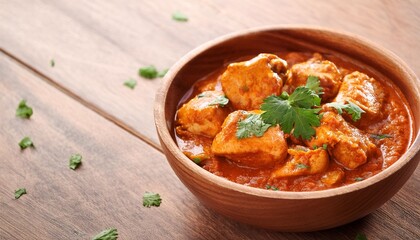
[261,76,322,140]
[14,188,27,199]
[50,59,55,67]
[157,68,169,77]
[142,192,162,207]
[92,228,118,240]
[172,11,188,22]
[139,65,159,79]
[236,113,271,139]
[16,100,33,119]
[69,154,82,170]
[326,101,364,121]
[124,79,137,89]
[19,137,34,149]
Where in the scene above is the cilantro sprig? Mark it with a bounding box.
[326,101,365,121]
[260,76,322,140]
[236,113,271,139]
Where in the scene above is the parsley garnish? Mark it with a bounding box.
[326,101,365,121]
[69,154,82,170]
[236,113,271,139]
[261,77,322,140]
[124,79,137,89]
[296,163,309,169]
[143,192,162,207]
[370,134,392,140]
[16,100,33,119]
[139,65,159,79]
[355,177,364,182]
[172,11,188,22]
[92,228,118,240]
[50,59,55,67]
[19,137,34,149]
[355,233,368,240]
[208,95,229,107]
[14,188,27,199]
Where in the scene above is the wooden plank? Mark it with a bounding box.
[1,0,419,146]
[0,53,419,239]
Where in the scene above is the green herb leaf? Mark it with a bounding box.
[322,143,328,150]
[19,137,34,149]
[143,192,162,208]
[355,233,368,240]
[157,69,169,78]
[265,185,279,191]
[236,113,271,139]
[370,134,392,140]
[50,59,55,67]
[92,228,118,240]
[192,157,201,164]
[305,75,323,95]
[208,95,229,107]
[69,154,82,170]
[139,65,158,79]
[124,79,137,89]
[172,11,188,22]
[16,100,33,119]
[14,188,27,199]
[354,177,364,182]
[296,163,309,169]
[326,101,365,121]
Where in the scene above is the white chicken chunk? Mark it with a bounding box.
[177,91,230,138]
[334,71,385,123]
[211,110,288,168]
[307,111,377,170]
[270,147,329,179]
[285,55,342,101]
[221,53,287,110]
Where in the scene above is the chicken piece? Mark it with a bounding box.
[270,146,329,179]
[221,53,287,110]
[285,54,342,101]
[321,169,345,186]
[211,110,288,168]
[177,91,230,138]
[334,71,385,123]
[307,111,377,170]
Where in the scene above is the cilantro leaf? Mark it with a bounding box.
[355,233,368,240]
[16,100,33,119]
[19,137,34,149]
[208,95,229,107]
[92,228,118,240]
[143,192,162,207]
[370,134,392,140]
[236,113,271,139]
[124,79,137,89]
[192,157,201,164]
[172,11,188,22]
[139,65,158,79]
[69,154,82,170]
[14,188,27,199]
[157,69,169,77]
[326,101,365,121]
[296,163,309,169]
[305,75,323,95]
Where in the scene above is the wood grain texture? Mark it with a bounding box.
[0,0,419,239]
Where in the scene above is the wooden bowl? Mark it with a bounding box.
[154,26,420,231]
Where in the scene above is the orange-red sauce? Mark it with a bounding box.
[175,52,413,191]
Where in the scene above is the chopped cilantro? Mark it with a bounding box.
[124,79,137,89]
[192,157,201,164]
[19,137,34,149]
[265,185,279,191]
[16,100,33,119]
[208,95,229,107]
[313,145,318,150]
[143,192,162,207]
[326,101,365,121]
[92,228,118,240]
[322,143,328,150]
[305,75,324,95]
[354,177,364,182]
[296,163,309,169]
[370,134,392,140]
[172,11,188,22]
[355,233,368,240]
[69,154,82,170]
[139,65,158,79]
[157,69,169,77]
[236,113,271,139]
[50,59,55,67]
[261,77,322,140]
[14,188,27,199]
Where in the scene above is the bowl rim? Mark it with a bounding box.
[154,25,420,199]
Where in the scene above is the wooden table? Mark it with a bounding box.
[1,1,419,239]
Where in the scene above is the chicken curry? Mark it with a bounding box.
[174,52,412,191]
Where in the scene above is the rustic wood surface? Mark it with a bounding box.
[0,0,419,239]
